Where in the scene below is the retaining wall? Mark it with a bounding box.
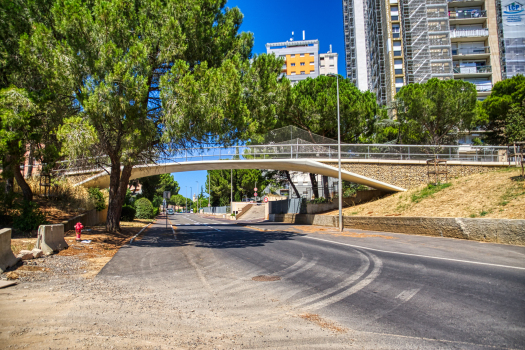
[322,161,507,190]
[62,207,107,232]
[269,214,525,246]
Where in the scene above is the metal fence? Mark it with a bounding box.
[202,206,230,214]
[268,198,306,214]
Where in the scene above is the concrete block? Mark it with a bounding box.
[32,248,43,259]
[35,224,68,255]
[17,250,34,260]
[0,228,20,273]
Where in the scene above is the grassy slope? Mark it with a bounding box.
[325,167,525,219]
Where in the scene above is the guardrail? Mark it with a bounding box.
[453,65,492,74]
[54,143,516,176]
[450,28,489,38]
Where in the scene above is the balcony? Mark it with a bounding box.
[450,28,489,41]
[453,65,492,77]
[449,9,487,24]
[452,46,490,59]
[447,0,486,7]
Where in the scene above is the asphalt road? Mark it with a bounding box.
[100,213,525,349]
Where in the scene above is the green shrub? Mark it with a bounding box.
[13,201,48,232]
[152,195,163,209]
[135,198,155,219]
[120,205,136,221]
[88,187,106,211]
[153,207,159,217]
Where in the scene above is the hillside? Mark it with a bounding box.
[325,167,525,219]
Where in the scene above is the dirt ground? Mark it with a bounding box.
[325,167,525,219]
[8,220,152,281]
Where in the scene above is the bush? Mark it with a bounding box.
[120,205,136,222]
[153,207,159,217]
[88,187,106,211]
[135,198,155,219]
[13,201,48,232]
[152,195,163,209]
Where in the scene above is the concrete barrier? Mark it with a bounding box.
[269,214,525,246]
[0,228,20,273]
[35,224,68,255]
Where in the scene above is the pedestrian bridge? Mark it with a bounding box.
[70,143,511,193]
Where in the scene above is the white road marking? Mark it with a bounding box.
[306,252,383,310]
[293,250,369,307]
[284,257,319,279]
[305,236,525,271]
[396,288,421,302]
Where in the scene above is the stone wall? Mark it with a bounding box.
[322,161,507,190]
[269,214,525,246]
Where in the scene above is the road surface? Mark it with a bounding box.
[98,213,525,349]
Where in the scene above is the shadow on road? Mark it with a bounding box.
[124,222,304,250]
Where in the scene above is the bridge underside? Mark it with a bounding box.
[76,159,406,192]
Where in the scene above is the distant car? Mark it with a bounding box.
[167,208,174,215]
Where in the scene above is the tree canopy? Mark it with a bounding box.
[482,75,525,144]
[21,0,287,232]
[394,78,477,145]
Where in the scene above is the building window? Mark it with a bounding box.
[329,57,334,60]
[279,55,286,59]
[394,59,403,74]
[300,62,305,66]
[310,70,315,74]
[291,72,296,75]
[391,6,399,21]
[392,24,400,38]
[300,53,305,57]
[291,63,296,66]
[329,64,335,67]
[395,69,403,74]
[291,54,295,58]
[301,71,306,75]
[393,41,402,57]
[396,87,402,92]
[310,62,315,65]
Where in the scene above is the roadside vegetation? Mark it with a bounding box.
[326,167,525,219]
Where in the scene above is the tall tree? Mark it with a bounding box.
[0,0,69,200]
[206,169,268,206]
[482,75,525,145]
[276,75,378,198]
[395,78,477,146]
[23,0,286,232]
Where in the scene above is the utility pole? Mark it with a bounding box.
[185,186,187,213]
[196,181,199,214]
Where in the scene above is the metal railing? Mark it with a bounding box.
[452,46,490,56]
[453,65,492,74]
[450,28,489,38]
[449,10,487,19]
[56,143,516,176]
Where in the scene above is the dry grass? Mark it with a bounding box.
[324,167,525,219]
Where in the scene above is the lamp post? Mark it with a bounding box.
[185,186,187,213]
[190,186,192,214]
[196,181,199,214]
[327,74,343,232]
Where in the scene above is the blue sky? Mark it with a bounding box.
[174,0,346,198]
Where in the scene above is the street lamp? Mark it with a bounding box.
[196,181,199,214]
[185,186,187,213]
[327,73,343,232]
[190,186,192,214]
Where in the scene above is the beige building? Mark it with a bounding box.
[319,45,339,76]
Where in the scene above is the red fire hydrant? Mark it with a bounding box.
[75,222,84,241]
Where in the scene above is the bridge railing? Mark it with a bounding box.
[56,143,516,176]
[161,144,511,163]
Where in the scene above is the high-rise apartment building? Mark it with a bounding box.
[266,35,320,84]
[343,0,523,105]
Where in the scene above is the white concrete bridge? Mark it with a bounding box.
[70,143,512,193]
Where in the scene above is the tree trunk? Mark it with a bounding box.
[3,161,14,195]
[26,144,34,178]
[106,163,133,233]
[6,153,33,202]
[309,173,319,199]
[322,175,330,199]
[284,171,301,198]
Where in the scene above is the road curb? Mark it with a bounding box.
[130,223,152,244]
